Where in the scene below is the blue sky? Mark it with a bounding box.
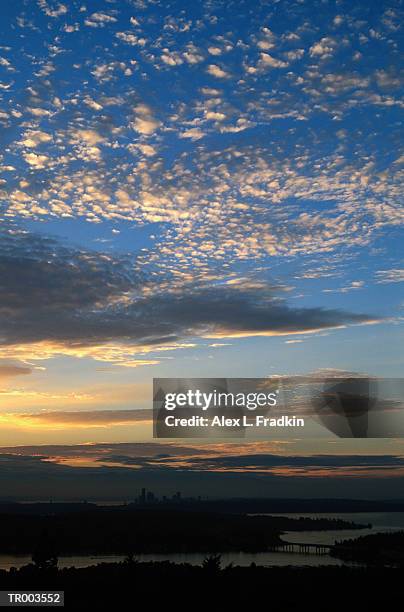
[0,0,403,466]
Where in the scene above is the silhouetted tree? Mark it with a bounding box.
[202,554,222,573]
[32,529,58,570]
[124,552,139,565]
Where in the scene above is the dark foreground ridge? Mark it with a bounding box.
[0,562,403,611]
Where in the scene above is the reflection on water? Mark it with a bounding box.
[1,512,403,571]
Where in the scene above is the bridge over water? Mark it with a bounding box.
[269,542,333,555]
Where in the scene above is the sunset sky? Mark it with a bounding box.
[0,0,403,499]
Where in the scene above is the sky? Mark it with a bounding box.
[0,0,403,498]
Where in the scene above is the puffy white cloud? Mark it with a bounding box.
[132,104,160,135]
[137,144,157,157]
[205,111,226,121]
[21,131,52,148]
[309,37,339,59]
[208,46,222,56]
[23,152,49,168]
[258,53,288,68]
[180,128,205,140]
[257,40,274,50]
[206,64,230,78]
[71,130,105,145]
[161,51,183,66]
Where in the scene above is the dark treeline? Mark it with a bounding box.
[0,562,402,611]
[263,516,370,531]
[0,508,367,555]
[332,531,404,565]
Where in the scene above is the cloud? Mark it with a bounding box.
[375,269,404,284]
[246,52,288,74]
[19,409,151,427]
[258,53,288,69]
[84,13,117,28]
[1,1,402,284]
[132,104,160,135]
[21,130,52,148]
[3,443,404,474]
[23,152,49,169]
[0,445,403,499]
[205,111,226,121]
[0,363,32,378]
[0,228,136,345]
[70,129,105,145]
[37,1,67,18]
[136,144,157,157]
[0,0,401,364]
[0,229,379,366]
[0,442,210,460]
[177,453,404,472]
[138,287,377,340]
[133,117,160,134]
[309,37,339,59]
[322,281,364,294]
[161,51,183,66]
[115,32,147,46]
[206,64,230,78]
[0,57,13,70]
[179,128,205,141]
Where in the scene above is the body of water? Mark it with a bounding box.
[1,512,403,571]
[256,511,404,545]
